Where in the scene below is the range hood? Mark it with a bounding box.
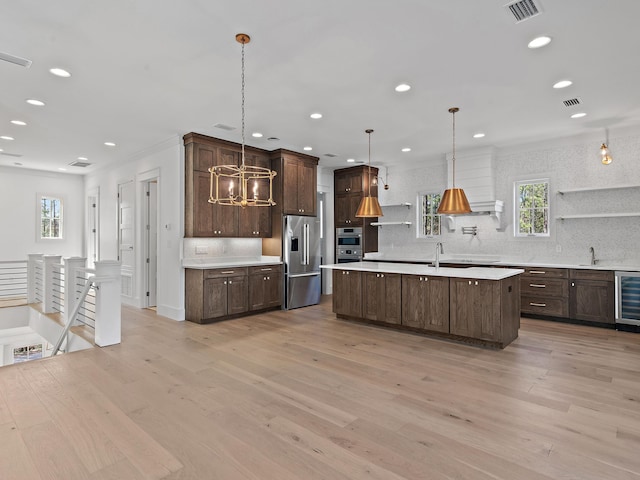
[444,147,505,229]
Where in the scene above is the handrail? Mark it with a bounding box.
[51,278,94,356]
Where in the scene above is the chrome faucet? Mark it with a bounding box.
[435,242,444,268]
[589,246,597,265]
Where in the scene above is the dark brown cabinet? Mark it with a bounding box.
[519,267,569,318]
[274,152,318,216]
[449,277,520,345]
[401,275,449,332]
[185,134,273,238]
[332,269,362,318]
[569,269,614,324]
[363,272,401,324]
[248,265,282,311]
[186,267,248,323]
[333,166,379,257]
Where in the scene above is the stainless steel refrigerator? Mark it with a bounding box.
[283,215,322,309]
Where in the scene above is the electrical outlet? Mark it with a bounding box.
[556,244,562,253]
[195,245,208,255]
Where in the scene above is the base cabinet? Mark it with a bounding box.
[249,265,282,311]
[331,268,521,348]
[569,269,614,324]
[186,265,281,323]
[332,270,362,318]
[363,272,401,324]
[401,275,449,332]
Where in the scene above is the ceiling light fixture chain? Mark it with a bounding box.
[208,33,276,208]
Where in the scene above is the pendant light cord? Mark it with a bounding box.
[368,131,372,196]
[451,109,456,188]
[240,38,246,168]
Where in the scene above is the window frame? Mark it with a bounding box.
[416,191,442,238]
[37,193,64,241]
[514,179,550,238]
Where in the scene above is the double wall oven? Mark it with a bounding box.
[336,227,362,263]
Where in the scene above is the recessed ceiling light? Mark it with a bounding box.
[401,147,411,152]
[77,156,88,160]
[104,142,116,147]
[310,113,322,119]
[26,99,45,106]
[10,120,27,126]
[347,158,355,163]
[251,132,263,138]
[267,137,279,141]
[395,83,411,93]
[553,80,572,89]
[571,112,587,118]
[303,146,312,151]
[58,167,67,171]
[49,68,71,78]
[1,136,15,141]
[0,148,3,152]
[473,133,485,138]
[528,36,552,49]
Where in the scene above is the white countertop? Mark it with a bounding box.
[363,252,640,272]
[182,256,282,269]
[321,262,524,280]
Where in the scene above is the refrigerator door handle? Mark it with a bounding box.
[305,223,310,265]
[288,272,321,278]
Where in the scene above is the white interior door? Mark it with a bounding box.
[118,181,135,299]
[146,180,158,307]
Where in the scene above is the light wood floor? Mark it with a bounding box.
[1,296,639,480]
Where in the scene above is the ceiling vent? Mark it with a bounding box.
[505,0,541,23]
[323,153,338,158]
[0,152,23,158]
[563,97,582,107]
[213,123,236,131]
[0,51,32,68]
[68,160,92,167]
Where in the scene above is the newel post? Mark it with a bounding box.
[63,257,87,323]
[93,260,122,347]
[27,253,44,304]
[42,255,62,313]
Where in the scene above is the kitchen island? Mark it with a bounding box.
[322,262,524,348]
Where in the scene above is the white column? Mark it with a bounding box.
[63,257,86,324]
[42,255,62,313]
[27,253,43,304]
[93,260,121,347]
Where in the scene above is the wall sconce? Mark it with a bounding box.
[600,142,612,165]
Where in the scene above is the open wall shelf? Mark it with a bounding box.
[557,184,640,195]
[370,221,412,227]
[557,213,640,220]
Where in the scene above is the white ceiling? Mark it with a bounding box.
[2,0,640,174]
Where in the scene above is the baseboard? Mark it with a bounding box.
[157,304,184,321]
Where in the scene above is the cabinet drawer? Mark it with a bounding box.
[521,296,568,317]
[569,269,614,281]
[248,264,282,275]
[517,267,568,278]
[204,267,248,279]
[520,278,568,297]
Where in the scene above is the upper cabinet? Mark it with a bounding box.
[184,133,273,238]
[334,165,378,227]
[271,150,318,216]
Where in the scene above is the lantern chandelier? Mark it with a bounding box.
[209,33,276,207]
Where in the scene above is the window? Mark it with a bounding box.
[417,192,442,237]
[515,179,549,236]
[40,195,63,239]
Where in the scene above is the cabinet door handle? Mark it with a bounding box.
[221,271,235,274]
[261,268,272,271]
[529,302,546,307]
[529,284,546,288]
[529,270,546,274]
[571,282,575,287]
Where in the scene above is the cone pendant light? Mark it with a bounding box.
[437,107,471,215]
[355,129,383,218]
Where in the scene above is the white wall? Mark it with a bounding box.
[376,129,640,267]
[84,135,184,320]
[318,166,334,294]
[0,166,84,260]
